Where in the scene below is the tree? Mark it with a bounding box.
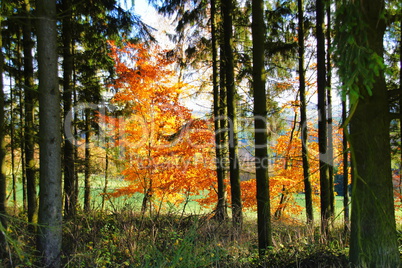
[22,0,38,226]
[325,0,335,218]
[341,98,349,231]
[316,0,331,235]
[252,0,273,253]
[211,0,228,221]
[36,0,62,265]
[0,0,8,257]
[62,0,76,218]
[298,0,313,225]
[222,0,243,230]
[334,0,399,266]
[107,42,216,215]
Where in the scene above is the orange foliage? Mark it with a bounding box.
[266,121,345,219]
[105,41,216,210]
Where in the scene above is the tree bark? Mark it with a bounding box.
[298,0,313,225]
[348,0,399,266]
[316,0,330,235]
[212,0,228,221]
[0,5,8,257]
[62,0,76,218]
[252,0,272,254]
[36,0,62,265]
[222,0,243,229]
[342,99,349,231]
[23,0,38,226]
[326,1,335,218]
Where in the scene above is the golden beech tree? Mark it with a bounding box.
[268,119,345,220]
[105,42,216,213]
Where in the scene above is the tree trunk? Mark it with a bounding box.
[36,0,62,265]
[62,0,76,218]
[326,1,335,219]
[0,8,8,257]
[222,0,243,229]
[298,0,313,225]
[348,0,399,265]
[212,0,228,221]
[16,39,28,211]
[23,0,38,226]
[252,0,272,253]
[10,73,17,213]
[342,99,349,231]
[316,0,330,235]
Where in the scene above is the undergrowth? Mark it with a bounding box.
[0,208,365,267]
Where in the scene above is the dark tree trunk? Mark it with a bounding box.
[316,0,331,235]
[0,8,8,258]
[326,1,335,219]
[10,73,17,213]
[252,0,273,254]
[342,99,349,231]
[348,0,399,265]
[36,0,62,265]
[23,0,38,226]
[16,38,28,211]
[298,0,313,225]
[212,0,228,221]
[222,0,243,229]
[62,0,76,218]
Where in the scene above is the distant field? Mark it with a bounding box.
[6,174,402,225]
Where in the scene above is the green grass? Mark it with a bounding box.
[7,174,401,224]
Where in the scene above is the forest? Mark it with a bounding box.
[0,0,401,267]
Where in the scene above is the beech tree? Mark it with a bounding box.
[107,42,216,214]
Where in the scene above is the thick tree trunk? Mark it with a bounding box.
[36,0,62,265]
[316,0,331,235]
[23,0,38,225]
[222,0,243,229]
[252,0,272,253]
[298,0,313,225]
[62,0,76,218]
[349,0,399,266]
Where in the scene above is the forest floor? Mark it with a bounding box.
[2,176,401,267]
[4,206,400,267]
